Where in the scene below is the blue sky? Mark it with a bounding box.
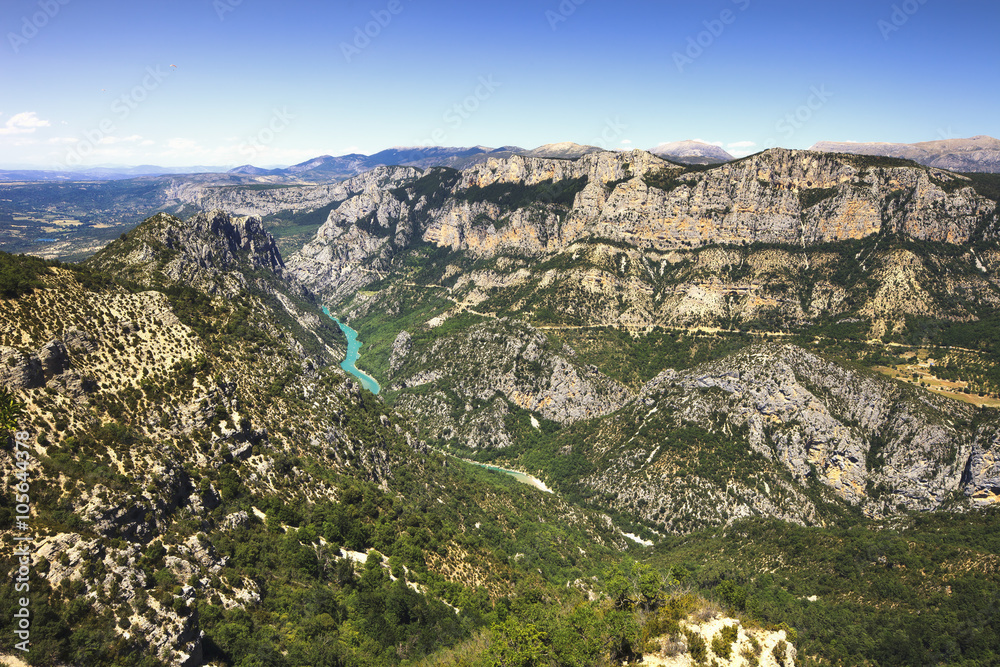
[0,0,997,168]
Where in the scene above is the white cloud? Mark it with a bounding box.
[620,139,633,145]
[98,135,144,145]
[727,140,756,149]
[693,138,725,147]
[0,112,51,136]
[165,137,199,151]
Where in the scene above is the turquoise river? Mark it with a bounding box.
[323,308,381,394]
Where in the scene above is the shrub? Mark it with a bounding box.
[773,639,788,666]
[711,624,739,660]
[684,629,708,665]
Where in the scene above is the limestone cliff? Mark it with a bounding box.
[287,148,997,311]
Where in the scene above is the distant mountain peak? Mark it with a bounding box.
[810,136,1000,173]
[520,142,605,159]
[649,140,733,165]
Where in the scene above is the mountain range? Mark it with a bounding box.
[810,135,1000,173]
[5,136,999,189]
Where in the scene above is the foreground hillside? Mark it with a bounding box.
[2,217,705,666]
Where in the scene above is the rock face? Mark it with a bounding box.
[574,343,998,532]
[1,339,96,394]
[38,339,70,377]
[390,319,630,447]
[87,210,285,297]
[965,423,1000,507]
[281,146,1000,532]
[587,149,991,249]
[0,346,44,389]
[389,330,413,374]
[291,177,419,301]
[287,148,997,303]
[811,135,1000,173]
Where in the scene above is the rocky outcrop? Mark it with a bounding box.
[291,186,416,302]
[38,340,70,377]
[0,346,44,389]
[643,614,797,667]
[87,210,285,297]
[964,419,1000,507]
[1,338,95,394]
[32,533,205,665]
[389,330,413,374]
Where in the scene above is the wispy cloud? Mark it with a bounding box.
[98,135,144,145]
[0,111,50,136]
[727,140,756,149]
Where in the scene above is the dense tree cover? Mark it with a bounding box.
[0,425,650,666]
[0,251,50,297]
[798,187,839,209]
[190,535,472,666]
[824,153,922,170]
[962,172,1000,204]
[0,577,166,667]
[549,328,751,390]
[650,512,1000,667]
[0,251,115,297]
[454,178,588,212]
[641,166,686,193]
